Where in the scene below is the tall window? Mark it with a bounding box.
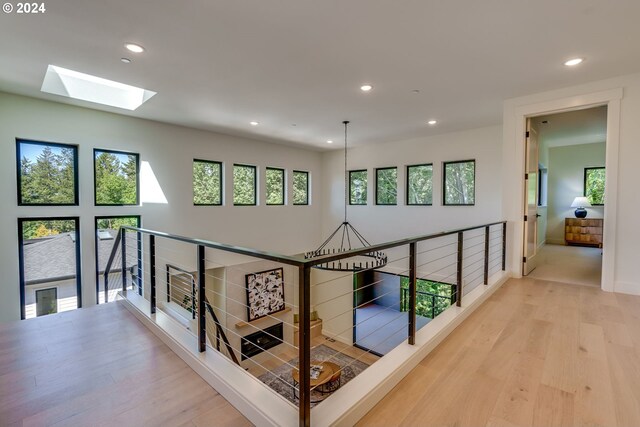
[349,170,367,205]
[292,170,309,205]
[376,167,397,205]
[443,160,475,206]
[266,167,285,205]
[94,149,140,206]
[233,164,257,205]
[16,139,78,206]
[193,159,223,205]
[406,164,433,205]
[584,167,605,205]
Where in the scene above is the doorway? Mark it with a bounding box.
[522,106,607,287]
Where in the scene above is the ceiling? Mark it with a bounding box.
[1,1,639,150]
[534,106,608,148]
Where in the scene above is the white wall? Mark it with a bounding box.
[546,142,606,244]
[0,92,323,322]
[320,125,504,243]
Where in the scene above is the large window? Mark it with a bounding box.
[443,160,475,206]
[584,167,605,205]
[292,170,309,205]
[233,164,257,205]
[193,159,223,205]
[406,164,433,205]
[376,167,398,205]
[266,167,285,205]
[16,139,78,206]
[94,149,139,206]
[349,170,367,205]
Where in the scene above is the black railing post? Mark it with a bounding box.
[104,271,109,304]
[298,265,311,427]
[121,228,127,294]
[484,226,490,285]
[137,230,143,295]
[166,265,171,303]
[149,235,156,314]
[408,242,417,345]
[191,277,196,320]
[502,222,507,271]
[456,231,463,307]
[197,245,206,353]
[431,295,435,319]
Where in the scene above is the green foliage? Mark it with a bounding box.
[349,170,367,205]
[96,217,139,230]
[20,144,76,204]
[376,168,397,205]
[407,164,433,205]
[292,171,309,205]
[233,165,256,205]
[444,161,475,205]
[193,160,222,205]
[95,151,138,205]
[265,168,284,205]
[399,277,454,319]
[22,220,76,240]
[585,167,605,205]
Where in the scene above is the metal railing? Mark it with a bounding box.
[104,220,507,427]
[399,287,455,319]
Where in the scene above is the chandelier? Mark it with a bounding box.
[304,121,388,271]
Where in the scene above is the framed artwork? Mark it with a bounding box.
[245,267,285,321]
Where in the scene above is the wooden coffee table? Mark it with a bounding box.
[291,360,334,389]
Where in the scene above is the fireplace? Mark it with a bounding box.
[241,322,283,360]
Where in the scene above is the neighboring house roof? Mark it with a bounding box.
[23,230,138,285]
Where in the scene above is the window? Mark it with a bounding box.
[16,139,79,206]
[443,160,475,206]
[538,167,548,207]
[292,170,309,205]
[584,167,605,205]
[406,164,433,205]
[94,149,140,205]
[193,159,223,205]
[349,170,367,205]
[36,288,58,317]
[376,167,398,205]
[266,167,285,205]
[233,164,257,205]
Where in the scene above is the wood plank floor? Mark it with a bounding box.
[0,301,251,427]
[357,277,640,427]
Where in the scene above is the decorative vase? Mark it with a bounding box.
[574,208,587,218]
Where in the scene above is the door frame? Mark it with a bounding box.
[504,88,622,292]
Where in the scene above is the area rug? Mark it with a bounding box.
[257,344,370,405]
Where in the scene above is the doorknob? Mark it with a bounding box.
[535,214,542,218]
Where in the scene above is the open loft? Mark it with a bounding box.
[1,1,640,426]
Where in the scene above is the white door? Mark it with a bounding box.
[523,119,539,275]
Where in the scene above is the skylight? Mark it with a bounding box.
[41,65,156,110]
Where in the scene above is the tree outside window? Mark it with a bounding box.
[266,167,285,205]
[406,164,433,205]
[443,160,475,205]
[17,140,78,205]
[349,170,367,205]
[193,160,222,205]
[233,164,257,205]
[292,170,309,205]
[584,167,605,205]
[94,149,139,205]
[376,167,397,205]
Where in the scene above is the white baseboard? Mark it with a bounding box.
[614,281,640,295]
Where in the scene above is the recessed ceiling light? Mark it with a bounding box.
[41,65,156,110]
[427,120,438,125]
[124,43,145,53]
[250,121,259,126]
[564,58,583,66]
[360,84,373,92]
[412,89,420,94]
[327,140,333,144]
[120,58,131,64]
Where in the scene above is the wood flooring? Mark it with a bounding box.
[357,277,640,427]
[0,301,251,427]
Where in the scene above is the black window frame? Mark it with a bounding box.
[93,148,140,206]
[265,167,286,206]
[193,159,223,206]
[442,159,476,206]
[375,166,398,206]
[584,166,605,206]
[349,169,368,205]
[406,163,433,206]
[17,216,82,320]
[94,215,142,304]
[233,163,258,206]
[292,170,309,206]
[16,139,80,206]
